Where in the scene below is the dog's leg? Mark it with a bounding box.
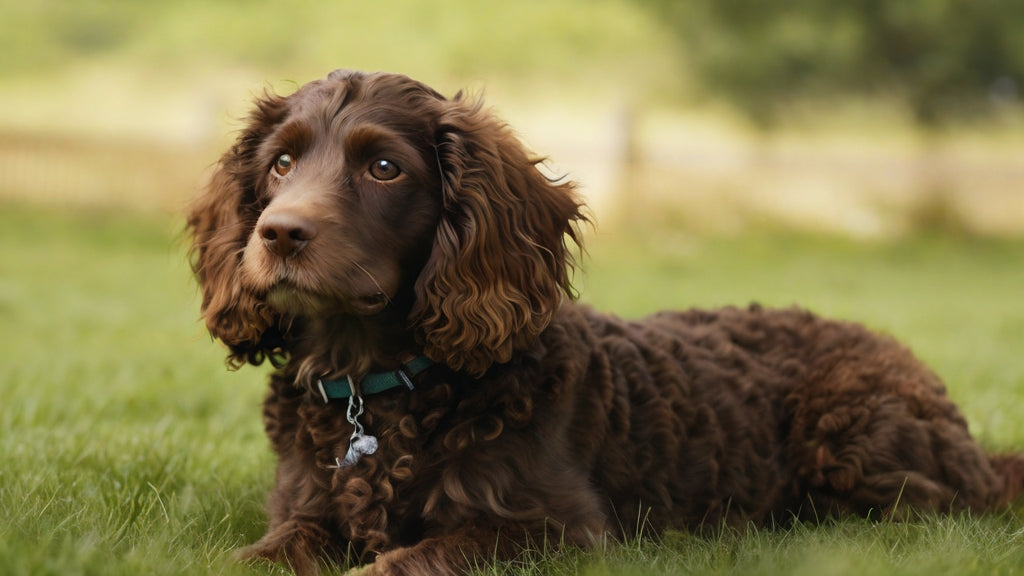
[347,529,507,576]
[789,383,1006,517]
[237,518,347,576]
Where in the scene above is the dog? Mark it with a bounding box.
[187,69,1024,575]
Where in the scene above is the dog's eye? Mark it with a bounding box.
[368,159,401,181]
[273,154,295,177]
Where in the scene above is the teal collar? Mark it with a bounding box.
[315,355,434,403]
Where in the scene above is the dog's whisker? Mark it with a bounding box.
[351,260,391,305]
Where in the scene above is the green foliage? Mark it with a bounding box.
[0,0,668,90]
[2,203,1023,574]
[642,0,1024,127]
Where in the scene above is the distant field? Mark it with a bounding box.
[0,0,677,139]
[2,203,1023,575]
[2,0,1021,237]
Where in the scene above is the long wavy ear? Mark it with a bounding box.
[411,95,587,377]
[186,94,288,368]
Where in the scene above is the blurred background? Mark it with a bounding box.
[1,0,1021,238]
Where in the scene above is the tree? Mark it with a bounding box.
[644,0,1024,127]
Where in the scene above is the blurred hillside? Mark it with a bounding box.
[0,0,1021,236]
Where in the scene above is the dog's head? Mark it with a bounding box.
[187,70,586,376]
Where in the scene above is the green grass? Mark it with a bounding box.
[2,202,1023,575]
[0,204,274,575]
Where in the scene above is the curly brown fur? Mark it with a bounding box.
[187,70,1024,576]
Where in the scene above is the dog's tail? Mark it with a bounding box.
[989,453,1024,507]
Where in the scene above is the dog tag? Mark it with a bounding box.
[332,377,379,467]
[340,432,379,467]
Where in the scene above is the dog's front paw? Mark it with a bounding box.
[235,521,337,576]
[342,564,373,576]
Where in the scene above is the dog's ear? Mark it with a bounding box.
[411,95,587,377]
[186,94,288,368]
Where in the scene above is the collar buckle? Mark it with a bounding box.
[396,368,415,390]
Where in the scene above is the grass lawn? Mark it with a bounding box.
[2,202,1023,575]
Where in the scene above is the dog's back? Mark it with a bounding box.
[568,302,1023,530]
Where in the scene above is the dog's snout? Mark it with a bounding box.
[257,212,318,258]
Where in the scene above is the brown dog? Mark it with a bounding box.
[187,69,1024,575]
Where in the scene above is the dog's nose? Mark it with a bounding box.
[257,212,318,258]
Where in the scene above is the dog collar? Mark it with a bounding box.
[315,355,434,403]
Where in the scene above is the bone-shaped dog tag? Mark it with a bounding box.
[340,432,379,467]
